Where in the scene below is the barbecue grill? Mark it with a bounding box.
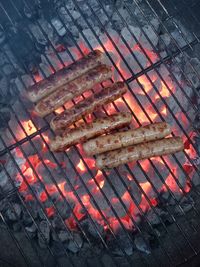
[0,0,200,266]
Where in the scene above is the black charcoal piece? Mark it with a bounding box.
[56,200,74,219]
[107,231,134,256]
[5,203,21,221]
[58,230,71,242]
[81,219,105,239]
[51,215,66,230]
[12,221,21,232]
[38,220,50,248]
[134,234,151,254]
[67,233,83,253]
[25,223,37,238]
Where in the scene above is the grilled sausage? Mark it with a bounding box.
[83,122,171,155]
[96,137,184,169]
[50,112,132,152]
[35,64,112,117]
[27,50,105,102]
[50,81,127,131]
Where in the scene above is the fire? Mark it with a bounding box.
[77,159,86,173]
[10,32,197,236]
[22,120,37,135]
[155,81,171,100]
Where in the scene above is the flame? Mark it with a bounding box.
[11,32,197,233]
[77,159,86,173]
[21,120,37,135]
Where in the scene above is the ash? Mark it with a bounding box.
[0,0,200,264]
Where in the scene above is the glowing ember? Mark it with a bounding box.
[21,120,37,135]
[10,32,197,237]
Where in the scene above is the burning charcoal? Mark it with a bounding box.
[67,233,83,253]
[25,223,37,239]
[5,203,21,221]
[38,220,50,249]
[134,234,151,254]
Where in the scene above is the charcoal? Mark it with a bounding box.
[56,200,74,219]
[12,222,21,232]
[51,241,66,256]
[24,201,38,220]
[0,199,9,212]
[25,223,37,238]
[38,208,48,220]
[107,232,133,256]
[134,234,151,254]
[57,230,71,242]
[67,233,83,253]
[81,219,105,238]
[0,109,11,130]
[0,169,9,188]
[5,203,21,221]
[52,216,66,230]
[38,220,50,248]
[146,208,168,225]
[174,197,194,215]
[120,25,141,47]
[140,24,159,50]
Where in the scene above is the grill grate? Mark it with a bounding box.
[0,0,200,266]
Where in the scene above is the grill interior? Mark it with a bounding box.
[0,0,200,266]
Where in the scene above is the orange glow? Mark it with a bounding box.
[21,120,37,136]
[138,74,156,94]
[11,35,197,230]
[140,181,151,195]
[34,73,42,82]
[155,81,172,100]
[55,107,64,114]
[77,159,86,173]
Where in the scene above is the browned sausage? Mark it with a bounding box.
[95,137,184,169]
[83,122,171,155]
[50,81,127,131]
[27,50,105,102]
[50,112,132,152]
[35,65,112,117]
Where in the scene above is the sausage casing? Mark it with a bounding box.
[50,81,127,131]
[96,137,184,169]
[35,64,112,117]
[50,112,132,152]
[83,122,171,155]
[27,50,105,102]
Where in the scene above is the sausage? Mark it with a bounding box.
[50,81,127,131]
[83,122,171,155]
[50,112,132,152]
[27,50,105,102]
[35,64,112,117]
[95,137,184,169]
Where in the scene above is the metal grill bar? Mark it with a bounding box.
[0,0,200,266]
